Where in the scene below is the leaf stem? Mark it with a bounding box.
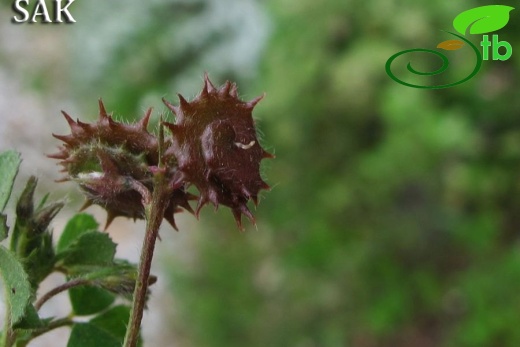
[35,278,91,311]
[26,317,73,341]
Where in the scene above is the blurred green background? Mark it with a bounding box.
[2,0,520,346]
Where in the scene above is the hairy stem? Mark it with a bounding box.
[123,170,170,347]
[35,278,91,311]
[25,318,73,343]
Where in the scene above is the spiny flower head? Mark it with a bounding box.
[49,101,194,230]
[50,75,273,230]
[163,74,273,229]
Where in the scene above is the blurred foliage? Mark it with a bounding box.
[67,0,269,118]
[3,0,520,346]
[163,0,520,346]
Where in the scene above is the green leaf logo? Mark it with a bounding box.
[453,5,515,35]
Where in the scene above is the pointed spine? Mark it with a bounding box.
[262,150,275,159]
[260,180,271,191]
[229,83,238,98]
[79,199,94,212]
[52,133,75,145]
[104,210,118,230]
[165,214,179,231]
[177,94,190,110]
[137,108,153,131]
[220,81,232,97]
[245,93,265,109]
[47,151,68,160]
[231,204,256,232]
[162,97,179,115]
[61,111,83,133]
[98,99,108,119]
[204,72,217,93]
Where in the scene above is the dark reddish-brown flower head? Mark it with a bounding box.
[163,74,273,229]
[50,75,273,230]
[49,101,194,230]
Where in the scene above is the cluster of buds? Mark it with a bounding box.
[49,75,273,230]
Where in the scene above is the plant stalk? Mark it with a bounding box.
[26,318,73,342]
[123,171,169,347]
[35,278,91,311]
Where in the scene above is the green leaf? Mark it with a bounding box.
[61,230,118,315]
[90,305,136,345]
[0,150,21,213]
[13,304,48,329]
[453,5,515,35]
[0,246,32,326]
[67,323,121,347]
[57,213,99,253]
[58,226,123,316]
[69,286,115,316]
[0,214,8,242]
[59,231,116,267]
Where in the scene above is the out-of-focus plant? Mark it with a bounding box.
[164,1,520,347]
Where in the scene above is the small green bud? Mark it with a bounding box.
[31,201,64,235]
[16,176,37,221]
